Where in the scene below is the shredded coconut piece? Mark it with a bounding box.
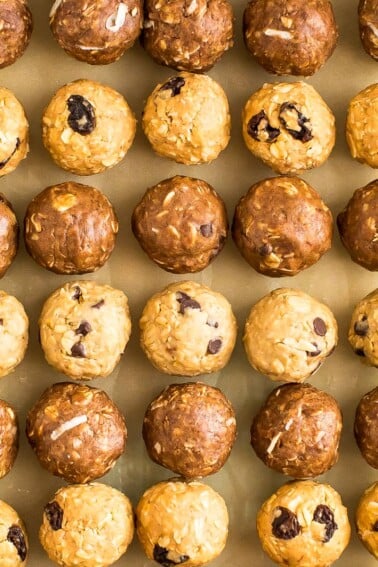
[49,0,63,20]
[266,432,282,454]
[106,3,128,32]
[51,415,88,440]
[264,28,292,40]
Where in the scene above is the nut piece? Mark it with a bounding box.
[0,399,18,478]
[0,87,29,177]
[0,0,32,69]
[359,0,378,60]
[354,387,378,468]
[346,83,378,169]
[0,499,28,565]
[348,289,378,366]
[356,482,378,559]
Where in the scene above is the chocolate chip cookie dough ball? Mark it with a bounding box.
[142,73,231,164]
[42,79,136,175]
[356,482,378,558]
[251,383,342,478]
[50,0,142,64]
[0,291,28,378]
[354,387,378,468]
[26,382,127,483]
[39,281,131,380]
[242,81,335,175]
[0,0,32,69]
[0,87,29,177]
[132,176,228,273]
[243,288,338,382]
[0,500,28,565]
[243,0,338,76]
[0,194,18,278]
[143,382,236,478]
[136,479,229,567]
[257,480,351,567]
[40,483,134,567]
[24,182,118,275]
[346,83,378,168]
[348,289,378,366]
[0,400,18,479]
[139,280,237,376]
[232,176,333,276]
[359,0,378,60]
[142,0,234,72]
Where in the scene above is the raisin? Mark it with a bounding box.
[272,507,301,540]
[313,504,338,542]
[67,95,96,135]
[0,138,20,169]
[247,110,280,143]
[207,338,222,354]
[44,501,63,531]
[75,321,92,336]
[258,243,273,256]
[160,77,185,97]
[354,316,369,336]
[153,544,189,566]
[91,299,105,309]
[0,318,3,325]
[200,223,213,237]
[306,342,321,357]
[279,102,313,143]
[71,342,85,358]
[7,525,27,561]
[372,520,378,532]
[72,286,82,301]
[176,292,201,314]
[313,317,327,336]
[355,348,365,357]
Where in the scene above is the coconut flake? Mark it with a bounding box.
[106,3,128,32]
[264,28,292,40]
[51,415,88,440]
[49,0,64,20]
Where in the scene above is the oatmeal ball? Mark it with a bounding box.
[232,176,333,276]
[354,387,378,468]
[40,483,134,567]
[50,0,142,65]
[0,194,18,278]
[0,291,28,378]
[136,479,229,567]
[243,0,338,76]
[0,499,28,566]
[243,288,338,383]
[251,383,342,478]
[0,87,29,177]
[132,175,228,273]
[346,83,378,168]
[0,399,18,479]
[24,181,119,275]
[142,72,231,165]
[26,382,127,483]
[356,482,378,559]
[0,0,32,69]
[242,81,335,175]
[257,480,351,567]
[359,0,378,60]
[42,79,136,175]
[348,289,378,366]
[142,0,234,72]
[142,382,237,478]
[38,280,131,380]
[139,280,237,376]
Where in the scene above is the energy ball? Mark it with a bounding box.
[139,280,237,376]
[359,0,378,60]
[142,0,234,72]
[257,480,351,567]
[354,386,378,468]
[348,289,378,366]
[232,176,333,276]
[0,87,29,177]
[243,288,338,383]
[251,383,342,478]
[0,194,18,278]
[0,499,28,565]
[40,483,134,567]
[0,291,28,378]
[142,72,231,165]
[26,382,127,483]
[38,280,131,380]
[346,83,378,168]
[0,0,32,69]
[142,382,237,478]
[132,175,228,273]
[24,181,119,274]
[136,479,229,567]
[50,0,142,65]
[356,482,378,559]
[0,399,18,479]
[242,81,335,175]
[42,79,136,175]
[243,0,338,76]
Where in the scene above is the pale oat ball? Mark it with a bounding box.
[346,83,378,168]
[0,399,18,479]
[0,291,28,378]
[0,87,29,177]
[356,482,378,559]
[0,499,28,566]
[348,289,378,366]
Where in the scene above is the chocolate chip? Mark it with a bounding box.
[0,138,20,169]
[279,102,313,143]
[153,544,189,566]
[75,321,92,336]
[247,110,280,143]
[72,286,82,301]
[176,292,201,314]
[44,501,63,531]
[200,223,213,237]
[313,317,327,336]
[7,525,27,561]
[67,95,96,135]
[207,338,222,354]
[355,348,365,357]
[71,342,85,358]
[91,299,105,309]
[160,77,185,97]
[313,504,338,542]
[272,507,301,540]
[372,520,378,532]
[306,342,321,357]
[354,316,369,336]
[258,243,273,256]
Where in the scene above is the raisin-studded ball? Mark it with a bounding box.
[356,482,378,559]
[348,289,378,366]
[0,87,29,177]
[0,499,28,565]
[354,387,378,468]
[0,194,18,278]
[346,83,378,169]
[0,0,32,69]
[359,0,378,60]
[0,399,18,479]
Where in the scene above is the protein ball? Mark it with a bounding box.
[356,482,378,559]
[251,383,342,478]
[232,176,333,276]
[142,72,231,165]
[50,0,142,65]
[42,79,136,175]
[0,399,18,479]
[242,81,335,175]
[0,0,32,69]
[136,479,229,567]
[24,182,119,274]
[346,83,378,169]
[243,288,338,383]
[359,0,378,61]
[0,499,28,566]
[26,382,127,483]
[38,280,131,380]
[40,483,134,567]
[0,87,29,177]
[243,0,338,76]
[142,0,234,72]
[257,480,351,567]
[132,175,228,273]
[139,280,237,376]
[142,382,236,478]
[0,291,28,378]
[0,194,18,278]
[354,387,378,468]
[348,289,378,366]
